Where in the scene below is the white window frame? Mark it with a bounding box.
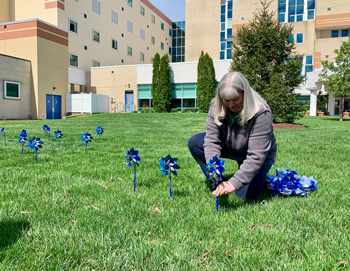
[92,29,100,43]
[69,53,78,68]
[140,6,145,16]
[127,0,132,8]
[69,18,78,34]
[140,28,145,40]
[140,52,145,61]
[92,0,100,15]
[3,81,20,99]
[112,38,118,50]
[127,46,133,56]
[161,42,164,50]
[161,22,164,30]
[151,15,155,24]
[151,36,155,45]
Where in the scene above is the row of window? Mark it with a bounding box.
[289,33,304,43]
[69,17,168,50]
[278,0,315,23]
[220,1,233,60]
[138,84,197,109]
[331,29,349,38]
[69,47,149,68]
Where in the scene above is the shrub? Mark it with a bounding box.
[150,109,156,113]
[181,109,188,113]
[198,109,203,113]
[133,110,138,113]
[141,109,151,113]
[190,108,197,113]
[171,108,178,113]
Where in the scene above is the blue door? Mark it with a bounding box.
[46,95,62,119]
[125,91,134,113]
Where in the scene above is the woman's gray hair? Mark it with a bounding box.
[212,71,266,127]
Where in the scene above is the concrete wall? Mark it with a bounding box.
[0,54,32,119]
[0,0,10,23]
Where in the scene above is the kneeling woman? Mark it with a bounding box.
[188,72,277,199]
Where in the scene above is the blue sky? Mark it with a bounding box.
[148,0,186,22]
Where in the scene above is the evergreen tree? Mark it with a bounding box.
[230,0,307,123]
[156,54,172,112]
[319,39,350,121]
[151,52,161,110]
[197,51,216,113]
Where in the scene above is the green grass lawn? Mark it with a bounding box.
[0,113,349,270]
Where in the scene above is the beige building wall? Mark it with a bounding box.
[2,0,172,74]
[90,66,138,113]
[0,54,32,119]
[0,19,68,119]
[0,0,10,23]
[185,0,221,61]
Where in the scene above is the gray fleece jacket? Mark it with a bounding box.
[204,104,277,191]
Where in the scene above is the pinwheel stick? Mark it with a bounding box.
[169,175,172,201]
[134,163,136,192]
[216,196,219,212]
[58,139,60,147]
[22,144,24,154]
[35,149,38,162]
[85,142,87,151]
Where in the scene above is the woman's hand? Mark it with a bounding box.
[212,181,236,197]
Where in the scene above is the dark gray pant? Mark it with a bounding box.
[188,132,271,199]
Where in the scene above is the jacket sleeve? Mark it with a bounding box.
[203,106,223,164]
[228,110,274,191]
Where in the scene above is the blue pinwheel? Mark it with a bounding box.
[54,130,63,147]
[43,125,51,141]
[27,137,43,162]
[266,168,318,196]
[160,155,180,201]
[95,126,104,140]
[18,129,27,154]
[81,132,93,151]
[126,148,141,192]
[1,128,5,142]
[206,155,226,212]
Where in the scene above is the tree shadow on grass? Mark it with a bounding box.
[172,190,189,197]
[0,219,30,250]
[320,117,350,122]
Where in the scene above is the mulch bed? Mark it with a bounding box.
[273,123,307,130]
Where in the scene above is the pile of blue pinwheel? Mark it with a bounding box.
[266,168,318,196]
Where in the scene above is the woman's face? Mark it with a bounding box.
[222,92,244,113]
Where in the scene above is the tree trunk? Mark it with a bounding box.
[340,96,345,121]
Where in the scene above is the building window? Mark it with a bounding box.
[4,81,20,99]
[161,42,164,50]
[128,0,132,7]
[161,22,164,30]
[69,18,78,34]
[140,52,144,61]
[112,39,118,50]
[92,0,100,15]
[69,53,78,67]
[140,28,145,40]
[74,0,78,2]
[151,15,155,24]
[140,6,145,16]
[296,33,303,43]
[341,29,349,37]
[92,60,100,67]
[278,0,315,23]
[151,36,155,45]
[93,30,100,43]
[169,28,172,36]
[289,34,294,43]
[127,20,133,33]
[305,55,313,73]
[111,11,118,25]
[332,30,339,38]
[127,46,132,56]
